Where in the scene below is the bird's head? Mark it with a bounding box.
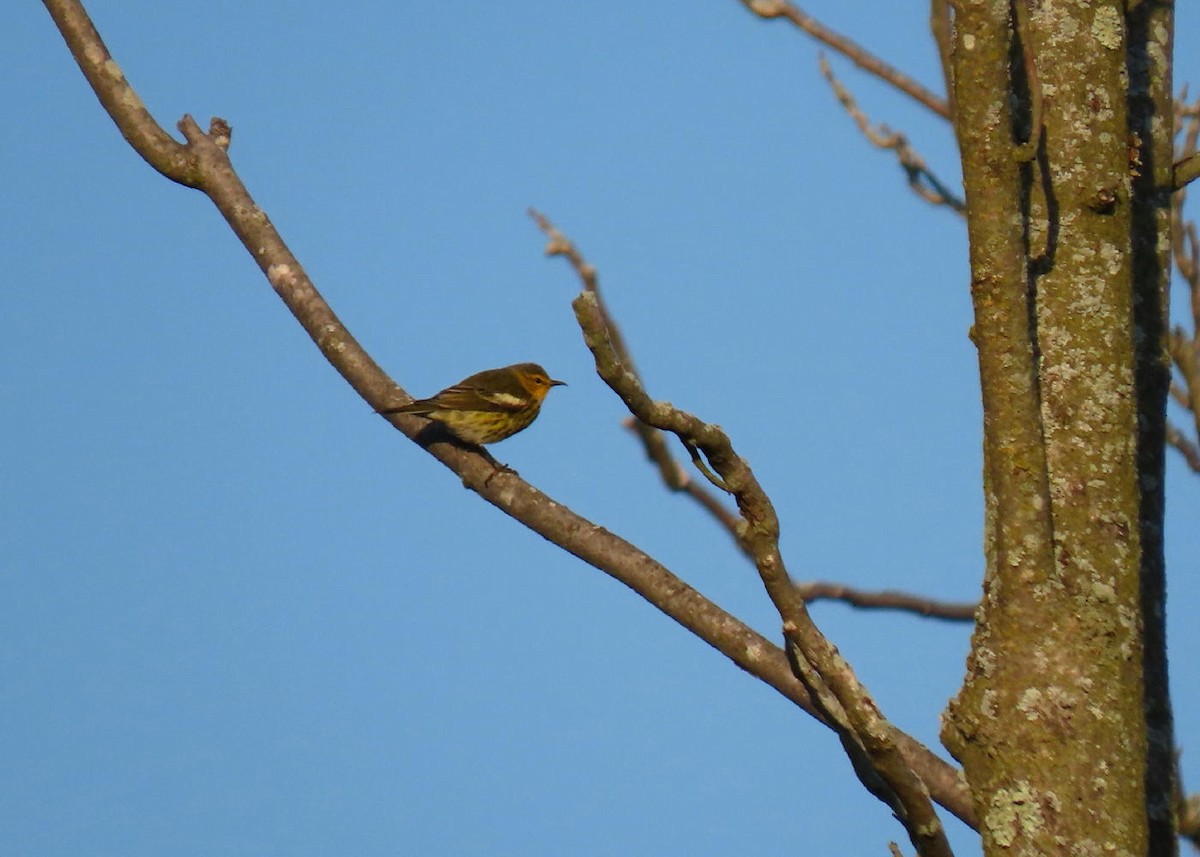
[512,363,567,404]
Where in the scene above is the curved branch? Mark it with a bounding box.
[529,207,745,544]
[620,419,746,536]
[572,292,956,855]
[43,0,200,185]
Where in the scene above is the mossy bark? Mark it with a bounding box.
[941,1,1176,853]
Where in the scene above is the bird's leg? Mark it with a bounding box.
[477,447,518,486]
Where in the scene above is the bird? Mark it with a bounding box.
[379,362,566,446]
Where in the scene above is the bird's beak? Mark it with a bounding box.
[550,378,567,387]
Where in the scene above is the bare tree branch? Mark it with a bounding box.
[796,582,976,622]
[1167,423,1200,473]
[736,0,950,120]
[1171,91,1200,472]
[529,208,748,542]
[572,292,955,855]
[533,210,975,626]
[1174,151,1200,191]
[818,55,963,213]
[1181,793,1200,850]
[42,0,199,185]
[1175,92,1200,190]
[1170,329,1199,407]
[527,208,737,514]
[619,419,746,536]
[43,0,977,834]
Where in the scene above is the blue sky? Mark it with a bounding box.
[6,3,1200,855]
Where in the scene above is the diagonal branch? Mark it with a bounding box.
[620,418,746,536]
[1166,423,1200,473]
[818,55,964,213]
[1172,151,1200,191]
[736,0,950,120]
[43,0,199,185]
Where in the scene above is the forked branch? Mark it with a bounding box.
[571,293,955,855]
[533,211,976,623]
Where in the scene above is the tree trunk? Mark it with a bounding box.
[941,1,1177,853]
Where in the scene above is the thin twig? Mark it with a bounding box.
[1175,90,1200,191]
[529,208,744,506]
[738,0,950,120]
[1170,381,1192,411]
[622,420,744,536]
[819,55,964,213]
[1167,423,1200,472]
[1170,329,1199,403]
[796,582,977,622]
[1170,91,1200,471]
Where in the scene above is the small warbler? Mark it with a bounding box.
[379,362,566,445]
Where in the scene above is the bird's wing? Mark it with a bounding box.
[435,383,528,412]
